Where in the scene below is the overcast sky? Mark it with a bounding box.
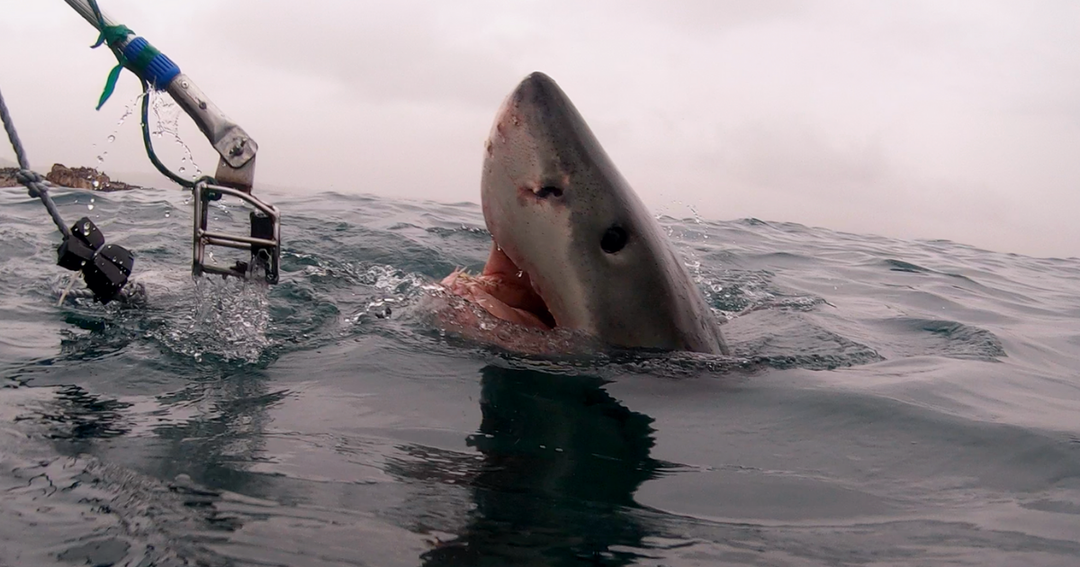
[2,1,1078,258]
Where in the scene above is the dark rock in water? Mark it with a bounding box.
[0,163,140,191]
[0,167,18,188]
[45,163,141,191]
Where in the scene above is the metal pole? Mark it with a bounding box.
[56,0,279,283]
[57,0,258,187]
[62,0,120,33]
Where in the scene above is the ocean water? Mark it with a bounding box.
[1,186,1078,566]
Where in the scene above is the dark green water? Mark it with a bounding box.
[1,187,1078,566]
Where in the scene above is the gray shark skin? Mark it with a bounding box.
[476,72,729,355]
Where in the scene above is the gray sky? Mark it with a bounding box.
[2,0,1078,258]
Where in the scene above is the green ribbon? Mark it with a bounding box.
[94,60,123,110]
[88,0,134,110]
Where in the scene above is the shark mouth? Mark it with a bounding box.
[440,243,556,330]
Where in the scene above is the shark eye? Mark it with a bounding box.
[601,226,628,254]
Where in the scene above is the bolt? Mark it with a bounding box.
[229,139,246,157]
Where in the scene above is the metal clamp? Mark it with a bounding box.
[192,181,280,284]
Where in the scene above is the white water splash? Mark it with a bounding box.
[154,277,272,364]
[148,92,203,181]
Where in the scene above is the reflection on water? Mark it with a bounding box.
[148,370,284,494]
[31,361,667,565]
[422,365,663,566]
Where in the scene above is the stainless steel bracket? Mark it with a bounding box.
[167,76,258,171]
[192,181,280,284]
[62,0,283,284]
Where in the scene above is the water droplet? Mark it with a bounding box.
[106,134,115,143]
[516,270,523,278]
[164,211,171,218]
[96,155,104,164]
[179,166,186,174]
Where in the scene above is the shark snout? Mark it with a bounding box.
[486,72,565,149]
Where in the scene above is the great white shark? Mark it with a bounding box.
[442,72,729,355]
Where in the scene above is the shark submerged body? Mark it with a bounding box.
[442,72,728,355]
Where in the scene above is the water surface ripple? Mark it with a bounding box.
[1,187,1078,566]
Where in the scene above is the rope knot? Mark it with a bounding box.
[15,169,46,198]
[15,168,43,185]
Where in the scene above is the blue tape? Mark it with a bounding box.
[121,37,181,89]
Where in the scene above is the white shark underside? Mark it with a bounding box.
[442,72,728,355]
